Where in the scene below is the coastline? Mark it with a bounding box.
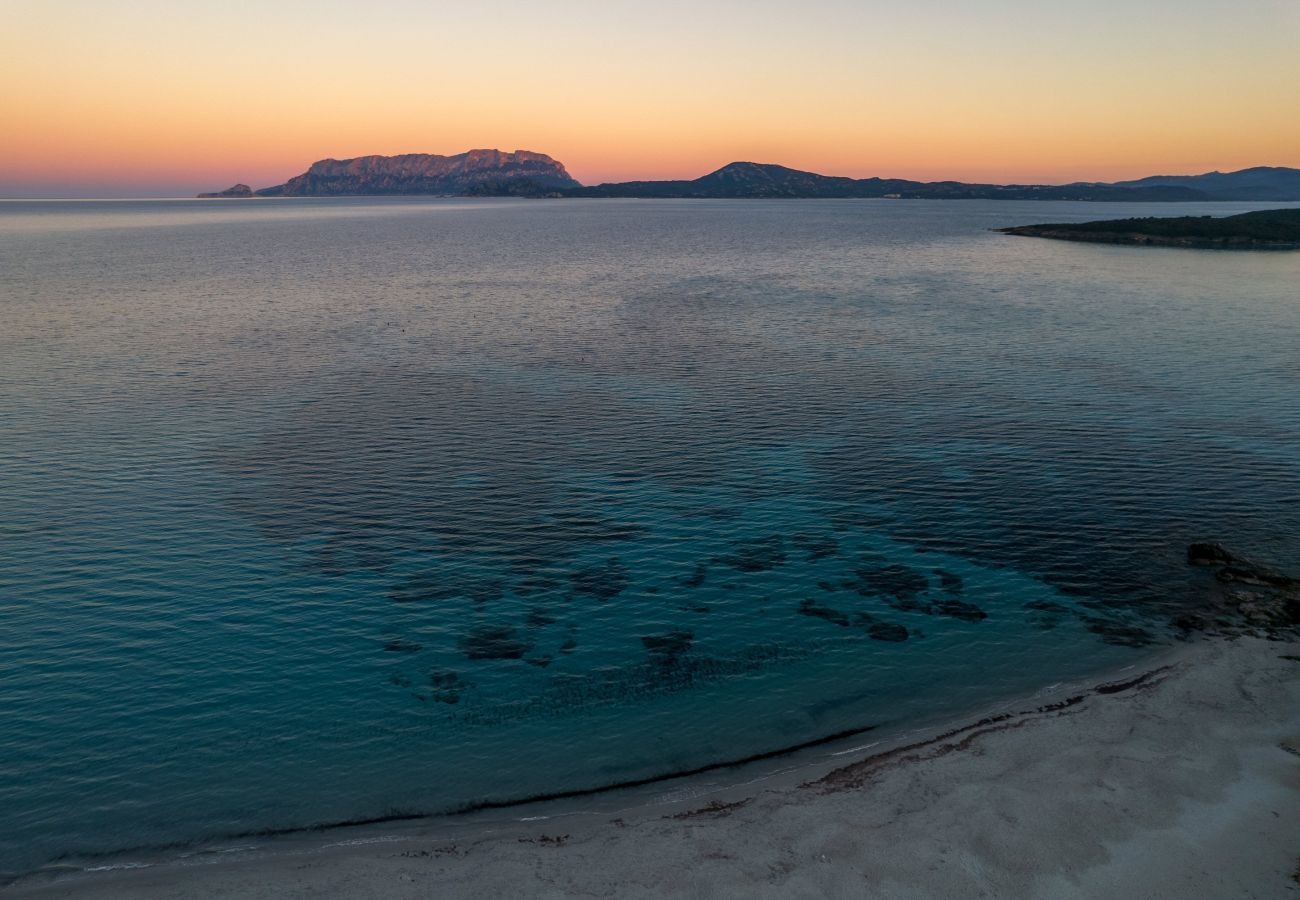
[8,634,1297,899]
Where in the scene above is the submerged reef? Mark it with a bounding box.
[449,642,812,726]
[792,532,840,562]
[864,621,910,642]
[459,625,533,661]
[390,572,505,605]
[641,630,695,666]
[716,535,788,572]
[429,669,470,704]
[852,563,988,622]
[798,598,851,627]
[569,557,631,601]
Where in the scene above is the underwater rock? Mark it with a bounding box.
[1180,543,1300,639]
[935,569,965,594]
[559,637,578,654]
[1187,542,1236,566]
[793,532,840,562]
[680,562,709,588]
[525,655,554,669]
[641,630,695,665]
[817,580,839,592]
[1024,599,1070,630]
[312,533,394,576]
[854,564,932,612]
[429,669,469,704]
[389,575,455,603]
[866,622,910,642]
[1216,564,1299,590]
[459,625,533,660]
[798,598,851,627]
[570,557,631,601]
[716,535,787,572]
[526,607,558,628]
[934,599,988,622]
[1080,616,1155,648]
[465,579,507,603]
[514,573,564,597]
[453,642,811,726]
[389,573,504,604]
[382,638,423,653]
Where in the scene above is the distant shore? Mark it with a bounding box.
[9,635,1298,899]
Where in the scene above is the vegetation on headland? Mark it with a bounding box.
[997,208,1300,249]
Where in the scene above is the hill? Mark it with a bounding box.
[1111,167,1300,202]
[564,162,1206,201]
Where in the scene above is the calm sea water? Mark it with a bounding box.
[2,197,1298,877]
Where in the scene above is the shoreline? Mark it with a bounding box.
[9,634,1297,899]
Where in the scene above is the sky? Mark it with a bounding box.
[2,0,1299,197]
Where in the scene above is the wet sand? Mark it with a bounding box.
[7,636,1299,899]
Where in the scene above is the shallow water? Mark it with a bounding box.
[1,197,1298,877]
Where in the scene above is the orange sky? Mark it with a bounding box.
[3,0,1299,196]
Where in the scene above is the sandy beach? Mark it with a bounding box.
[7,634,1297,900]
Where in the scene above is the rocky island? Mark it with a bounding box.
[253,150,578,197]
[196,183,254,198]
[998,208,1300,249]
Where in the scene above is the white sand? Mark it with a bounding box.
[7,636,1299,899]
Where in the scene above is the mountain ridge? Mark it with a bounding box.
[563,162,1210,201]
[199,155,1300,202]
[1110,166,1300,201]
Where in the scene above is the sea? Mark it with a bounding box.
[1,197,1298,879]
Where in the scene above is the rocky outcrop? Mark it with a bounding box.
[256,150,579,197]
[197,183,254,198]
[1179,543,1300,637]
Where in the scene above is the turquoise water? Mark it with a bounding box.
[1,198,1298,877]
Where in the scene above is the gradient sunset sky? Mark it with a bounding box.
[3,0,1299,197]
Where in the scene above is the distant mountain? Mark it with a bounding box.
[563,162,1209,201]
[199,154,1300,202]
[197,183,254,199]
[253,150,579,197]
[1111,167,1300,202]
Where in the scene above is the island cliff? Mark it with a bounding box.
[254,150,579,197]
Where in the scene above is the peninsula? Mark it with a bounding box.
[997,208,1300,249]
